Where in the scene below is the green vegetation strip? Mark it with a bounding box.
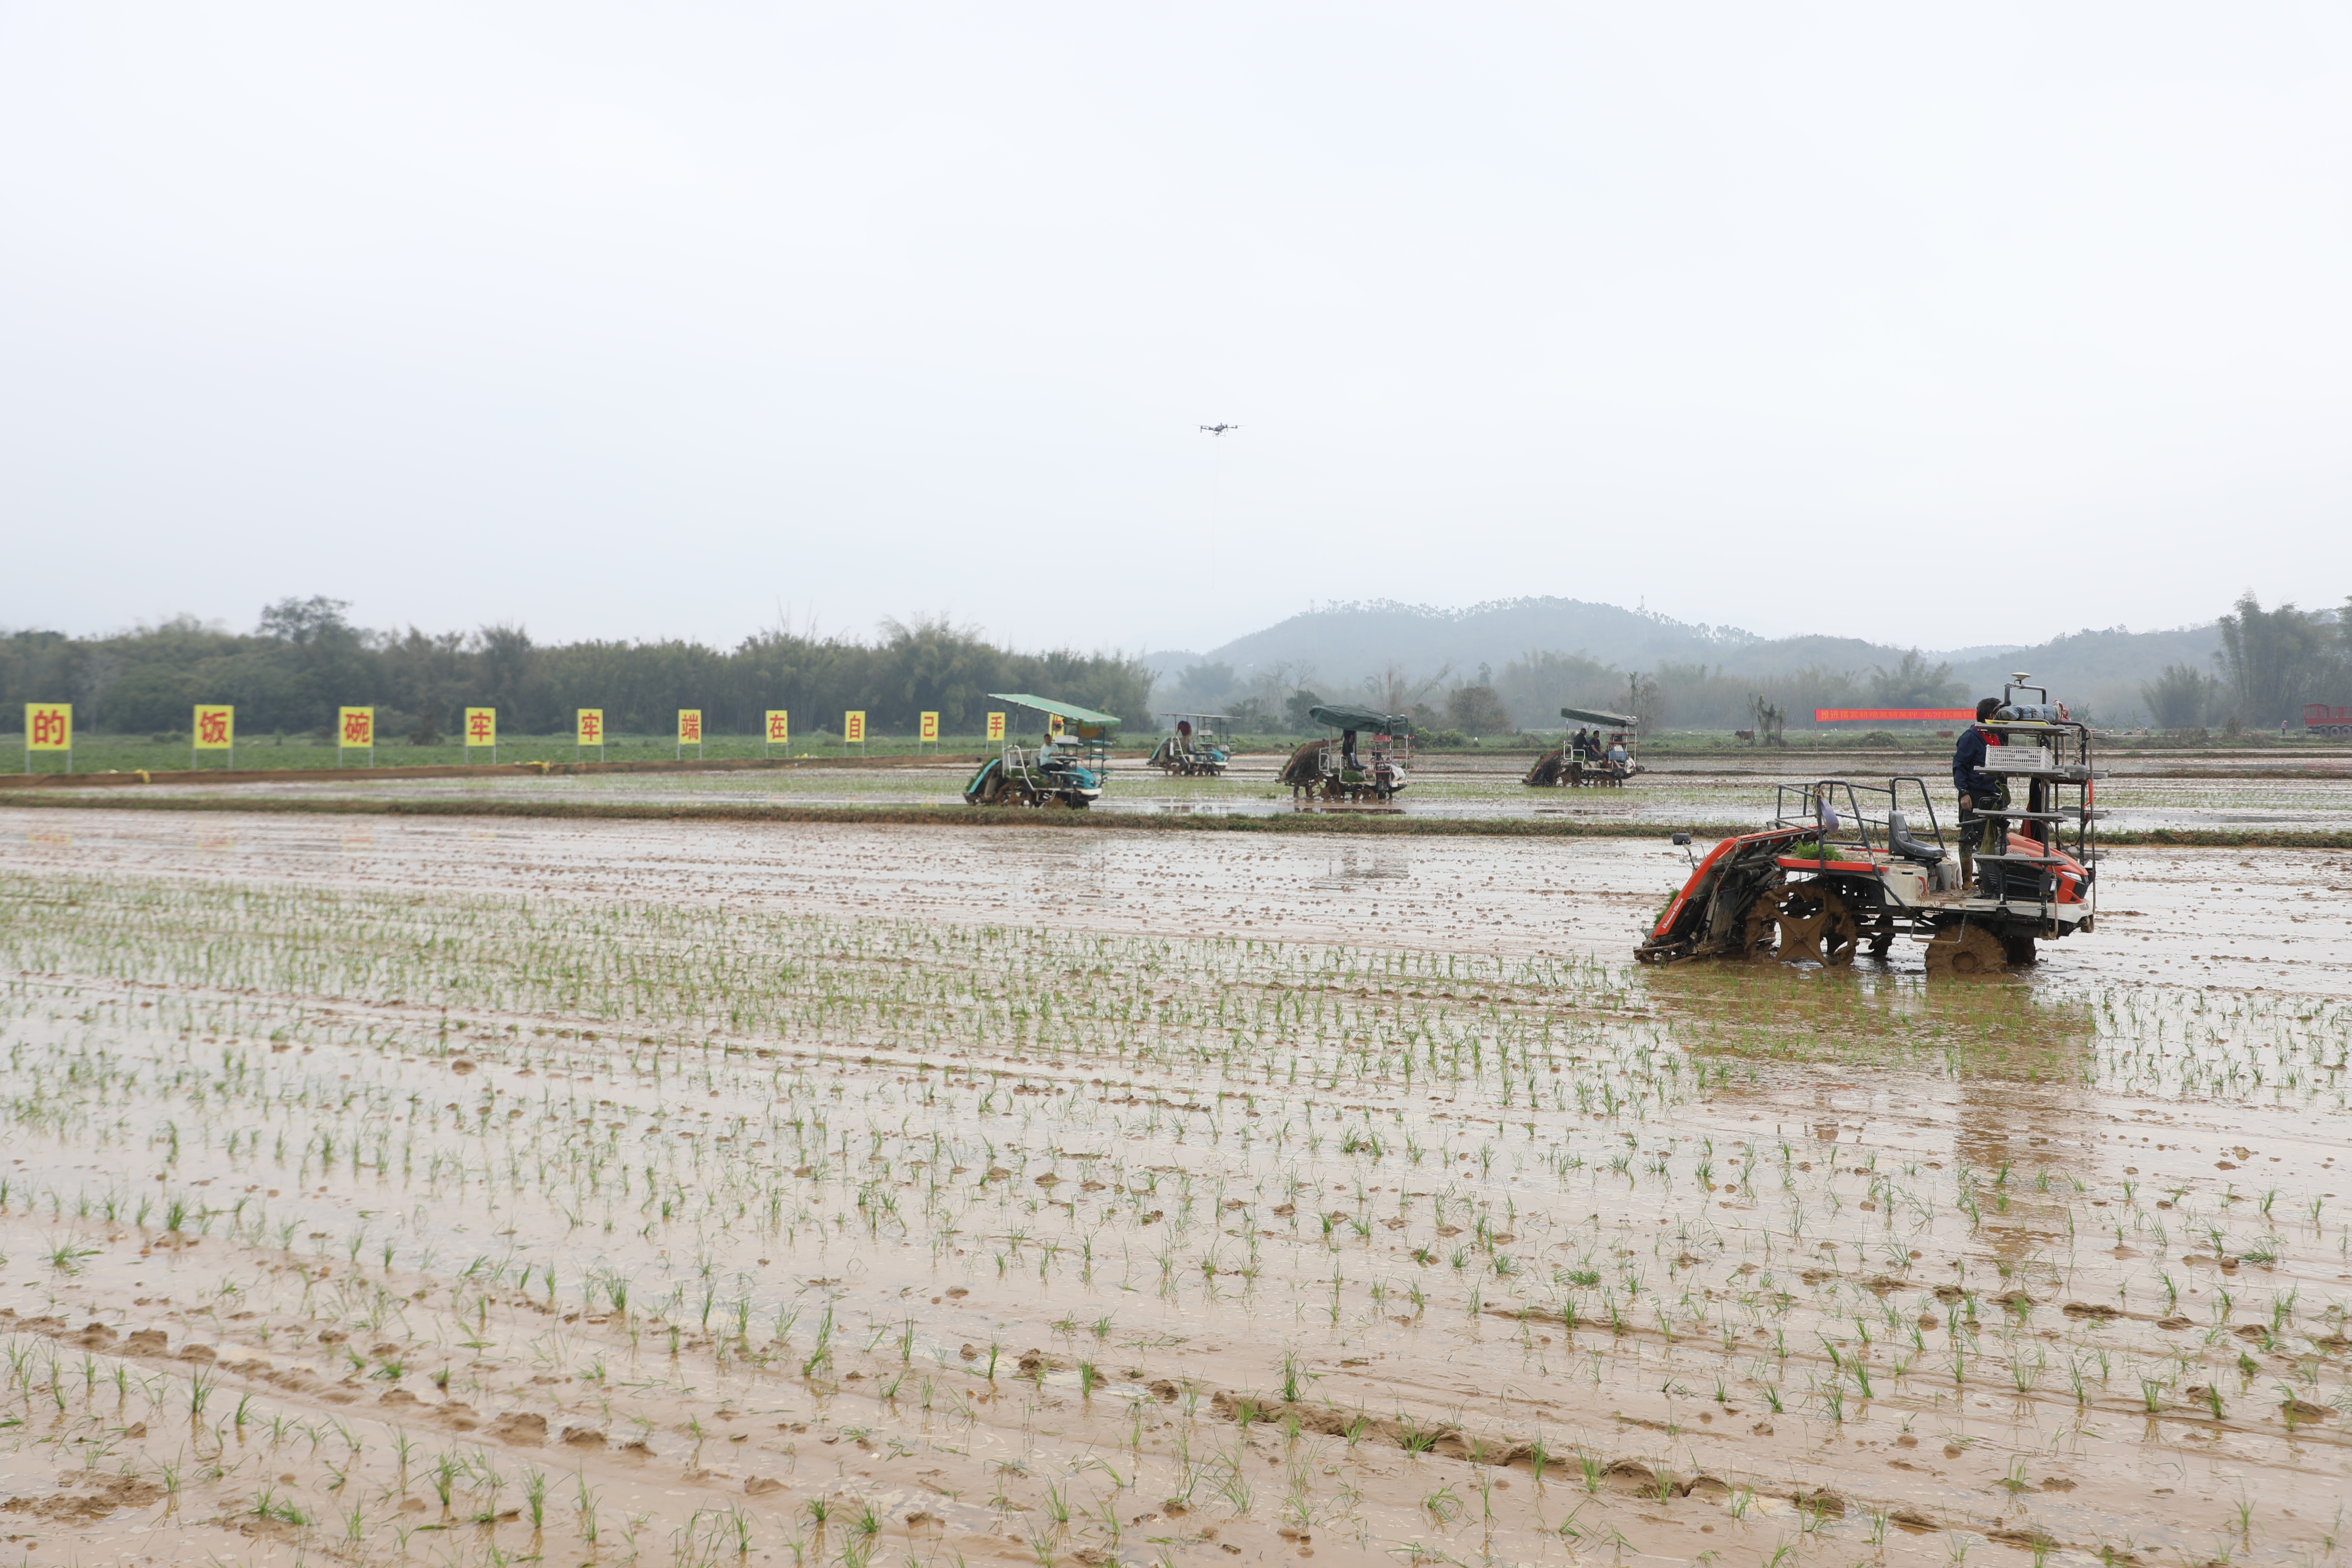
[4,787,2349,848]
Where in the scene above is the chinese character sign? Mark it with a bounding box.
[194,706,234,750]
[766,710,789,746]
[338,707,374,748]
[919,711,939,742]
[1049,714,1065,736]
[26,704,71,751]
[576,709,604,745]
[986,711,1005,742]
[678,710,702,744]
[844,711,866,744]
[465,707,497,746]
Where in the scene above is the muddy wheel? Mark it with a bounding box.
[1772,884,1858,967]
[1925,921,2006,977]
[2000,932,2038,966]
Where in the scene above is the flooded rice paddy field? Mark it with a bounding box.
[2,812,2350,1568]
[86,750,2352,833]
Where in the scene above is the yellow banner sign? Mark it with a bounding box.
[844,710,867,744]
[576,709,604,745]
[1049,714,1065,736]
[766,710,789,745]
[678,709,702,744]
[986,711,1005,742]
[919,711,939,742]
[194,705,234,750]
[465,707,497,747]
[338,707,374,748]
[26,703,71,751]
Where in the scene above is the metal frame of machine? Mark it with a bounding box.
[1637,675,2098,975]
[1147,713,1232,776]
[1526,705,1642,788]
[963,693,1120,809]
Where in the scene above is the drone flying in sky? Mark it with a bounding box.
[1198,423,1240,436]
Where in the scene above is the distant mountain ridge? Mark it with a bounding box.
[1145,595,2222,724]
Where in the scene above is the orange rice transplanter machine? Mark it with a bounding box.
[1635,674,2099,976]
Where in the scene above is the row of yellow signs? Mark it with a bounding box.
[20,704,993,750]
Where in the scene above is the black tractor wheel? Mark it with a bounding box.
[1925,921,2005,977]
[1771,884,1859,967]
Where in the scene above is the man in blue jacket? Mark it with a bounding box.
[1951,697,2006,886]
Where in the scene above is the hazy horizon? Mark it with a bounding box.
[6,5,2348,653]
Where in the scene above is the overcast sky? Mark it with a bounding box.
[4,4,2348,658]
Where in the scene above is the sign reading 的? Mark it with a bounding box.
[26,703,71,751]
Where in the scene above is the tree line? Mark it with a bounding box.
[0,599,1154,740]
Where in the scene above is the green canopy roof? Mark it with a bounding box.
[1308,704,1410,733]
[988,693,1125,727]
[1560,706,1639,729]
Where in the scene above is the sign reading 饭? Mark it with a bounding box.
[194,705,234,768]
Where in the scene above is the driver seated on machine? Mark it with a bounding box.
[1950,698,2007,884]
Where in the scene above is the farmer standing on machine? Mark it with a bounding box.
[1951,697,2006,887]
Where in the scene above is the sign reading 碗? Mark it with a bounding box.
[338,707,374,748]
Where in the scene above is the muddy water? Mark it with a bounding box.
[2,811,2349,1568]
[7,808,2351,992]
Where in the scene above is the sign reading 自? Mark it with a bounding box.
[844,711,867,745]
[194,706,234,750]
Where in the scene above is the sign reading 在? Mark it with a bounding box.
[576,709,604,746]
[27,703,71,751]
[844,711,867,745]
[919,711,939,743]
[986,711,1005,742]
[194,706,234,750]
[766,710,789,746]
